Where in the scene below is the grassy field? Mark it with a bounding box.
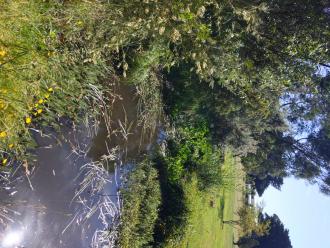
[178,151,244,248]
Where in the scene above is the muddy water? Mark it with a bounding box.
[0,83,158,248]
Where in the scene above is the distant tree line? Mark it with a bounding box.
[235,213,292,248]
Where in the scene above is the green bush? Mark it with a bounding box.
[165,122,222,188]
[118,160,161,248]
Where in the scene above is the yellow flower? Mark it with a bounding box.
[0,131,7,138]
[8,144,14,148]
[48,87,54,92]
[25,117,32,124]
[0,101,5,109]
[44,93,50,99]
[38,99,44,104]
[0,50,7,57]
[2,158,8,166]
[35,103,39,108]
[37,109,43,114]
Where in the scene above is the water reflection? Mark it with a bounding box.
[2,230,23,247]
[0,127,97,247]
[0,83,159,247]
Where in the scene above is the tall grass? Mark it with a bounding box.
[118,159,161,248]
[0,0,218,165]
[0,1,115,163]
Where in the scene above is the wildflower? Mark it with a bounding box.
[48,87,54,92]
[2,158,8,166]
[0,50,7,57]
[25,117,32,124]
[123,62,128,71]
[47,51,54,57]
[159,26,166,35]
[44,93,50,99]
[0,131,7,138]
[197,6,206,18]
[34,103,39,108]
[8,144,14,148]
[171,29,181,43]
[38,99,44,104]
[37,109,43,114]
[0,101,5,109]
[77,20,83,26]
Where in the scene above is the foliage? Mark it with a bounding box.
[153,149,239,247]
[118,160,161,248]
[1,0,330,196]
[2,1,330,246]
[235,213,292,248]
[237,206,270,237]
[151,116,229,246]
[152,153,189,247]
[255,214,293,248]
[165,122,222,189]
[254,175,283,197]
[159,175,202,248]
[234,237,260,248]
[0,1,115,163]
[224,205,270,238]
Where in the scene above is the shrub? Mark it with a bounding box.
[118,160,161,248]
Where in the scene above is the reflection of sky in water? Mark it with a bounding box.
[2,230,24,247]
[0,126,122,247]
[0,83,158,247]
[0,129,99,247]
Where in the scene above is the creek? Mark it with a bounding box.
[0,83,159,248]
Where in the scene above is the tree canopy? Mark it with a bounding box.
[255,214,293,248]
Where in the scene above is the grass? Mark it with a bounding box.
[0,1,117,163]
[176,150,244,248]
[0,0,219,166]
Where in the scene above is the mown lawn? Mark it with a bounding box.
[178,152,244,248]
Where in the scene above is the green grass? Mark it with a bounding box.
[177,151,242,248]
[0,1,120,162]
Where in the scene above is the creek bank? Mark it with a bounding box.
[0,83,160,248]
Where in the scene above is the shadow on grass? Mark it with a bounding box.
[218,193,226,230]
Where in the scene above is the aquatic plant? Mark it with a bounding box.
[118,159,161,248]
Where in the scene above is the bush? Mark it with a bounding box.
[118,160,161,248]
[165,122,222,188]
[152,122,223,246]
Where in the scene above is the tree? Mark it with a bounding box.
[276,73,330,194]
[235,213,292,248]
[254,175,283,197]
[255,214,293,248]
[234,237,259,248]
[224,205,270,237]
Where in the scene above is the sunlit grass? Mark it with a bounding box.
[176,150,243,248]
[0,1,114,163]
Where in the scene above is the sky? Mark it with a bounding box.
[256,177,330,248]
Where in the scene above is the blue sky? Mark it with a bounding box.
[256,177,330,248]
